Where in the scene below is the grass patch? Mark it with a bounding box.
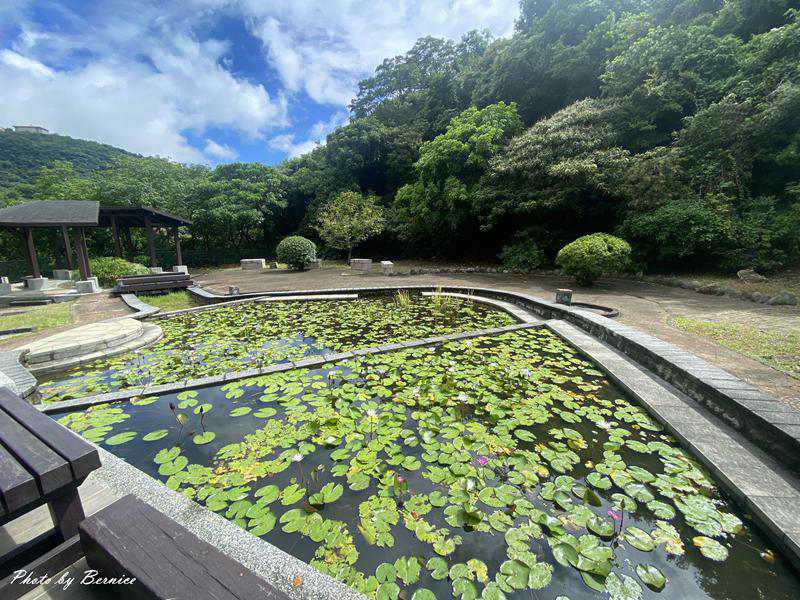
[670,315,800,378]
[0,303,73,334]
[686,269,800,298]
[140,291,198,312]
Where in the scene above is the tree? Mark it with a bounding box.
[315,191,385,261]
[392,101,522,253]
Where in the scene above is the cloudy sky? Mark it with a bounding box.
[0,0,518,165]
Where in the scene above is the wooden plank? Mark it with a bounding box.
[119,273,189,284]
[0,536,83,600]
[0,389,100,480]
[0,410,71,497]
[0,443,38,514]
[116,281,191,293]
[80,495,289,600]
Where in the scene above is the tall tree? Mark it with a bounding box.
[315,191,385,261]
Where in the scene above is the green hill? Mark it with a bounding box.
[0,130,131,190]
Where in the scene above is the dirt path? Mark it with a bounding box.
[196,266,800,408]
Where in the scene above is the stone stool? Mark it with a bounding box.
[241,259,266,270]
[75,277,100,293]
[380,261,395,275]
[350,258,373,272]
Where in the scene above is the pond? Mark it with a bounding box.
[56,327,800,600]
[40,294,515,402]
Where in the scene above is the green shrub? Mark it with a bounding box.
[498,240,545,272]
[556,233,631,285]
[276,236,316,270]
[89,257,149,287]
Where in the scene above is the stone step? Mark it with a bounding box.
[9,299,53,307]
[28,322,163,376]
[24,318,145,365]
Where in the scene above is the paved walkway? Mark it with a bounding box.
[196,266,800,409]
[0,292,133,352]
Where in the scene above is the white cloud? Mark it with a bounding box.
[0,49,54,78]
[0,35,287,163]
[243,0,518,106]
[204,139,237,160]
[267,110,348,158]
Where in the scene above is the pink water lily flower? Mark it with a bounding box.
[607,509,622,521]
[475,456,489,467]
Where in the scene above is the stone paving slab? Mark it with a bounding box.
[28,322,163,376]
[24,318,143,364]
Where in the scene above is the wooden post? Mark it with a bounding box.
[24,227,41,279]
[145,218,157,267]
[61,226,74,270]
[110,216,122,258]
[122,227,134,260]
[173,227,182,266]
[76,228,91,280]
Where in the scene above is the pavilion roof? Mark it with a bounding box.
[0,201,192,229]
[0,200,99,227]
[98,206,192,228]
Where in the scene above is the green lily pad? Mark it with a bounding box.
[142,429,169,441]
[635,564,666,591]
[105,431,137,445]
[193,431,216,445]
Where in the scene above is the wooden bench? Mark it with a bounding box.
[0,387,101,599]
[114,273,193,294]
[80,494,290,600]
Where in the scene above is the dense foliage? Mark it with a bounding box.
[89,257,149,287]
[276,236,316,270]
[3,1,800,274]
[0,130,129,190]
[556,234,632,285]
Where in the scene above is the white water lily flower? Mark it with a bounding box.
[457,393,468,402]
[291,453,304,462]
[597,420,611,430]
[366,408,378,418]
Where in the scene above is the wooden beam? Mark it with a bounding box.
[61,226,74,270]
[173,227,182,265]
[145,218,157,267]
[110,216,122,258]
[24,228,41,279]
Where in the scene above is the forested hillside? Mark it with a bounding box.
[3,0,800,273]
[0,130,130,191]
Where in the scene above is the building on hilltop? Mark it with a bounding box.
[13,125,50,134]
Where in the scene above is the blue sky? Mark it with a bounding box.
[0,0,518,166]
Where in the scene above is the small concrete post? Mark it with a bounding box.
[228,286,240,296]
[555,289,573,306]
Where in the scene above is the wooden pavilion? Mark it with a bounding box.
[0,201,192,281]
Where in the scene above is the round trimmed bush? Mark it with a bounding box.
[89,257,149,287]
[276,236,316,270]
[556,233,631,286]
